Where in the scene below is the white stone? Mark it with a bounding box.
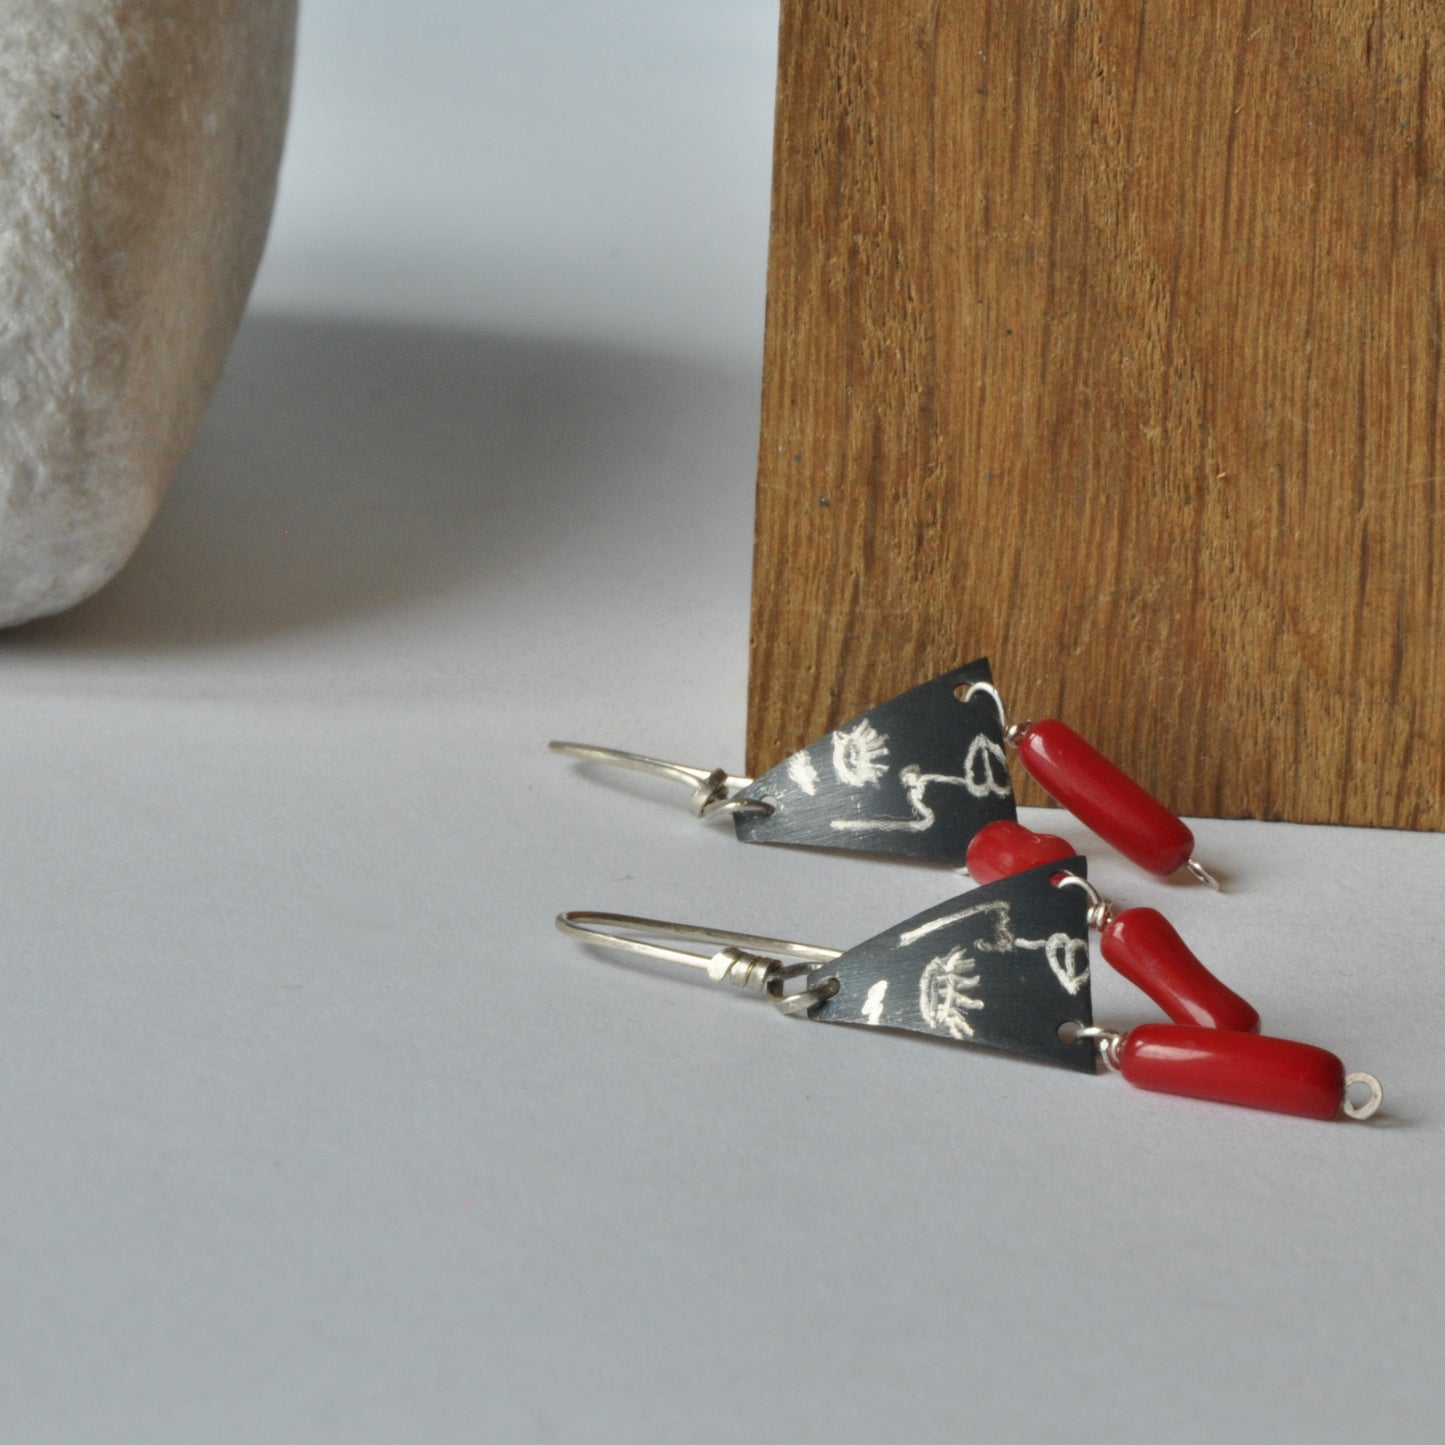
[0,0,296,625]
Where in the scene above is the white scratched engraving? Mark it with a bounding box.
[862,979,888,1025]
[918,948,984,1039]
[831,719,891,787]
[1014,931,1091,996]
[786,751,820,796]
[828,733,1011,836]
[829,764,940,834]
[898,898,1015,950]
[962,734,1012,798]
[900,901,1090,997]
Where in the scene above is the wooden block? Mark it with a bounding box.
[749,0,1445,829]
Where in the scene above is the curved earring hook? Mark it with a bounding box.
[548,742,771,819]
[555,910,841,1015]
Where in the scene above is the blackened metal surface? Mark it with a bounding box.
[805,859,1097,1072]
[733,659,1017,864]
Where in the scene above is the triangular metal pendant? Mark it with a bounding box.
[733,659,1016,865]
[803,859,1097,1072]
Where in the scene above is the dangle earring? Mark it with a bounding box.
[552,660,1017,868]
[554,657,1218,885]
[558,857,1382,1122]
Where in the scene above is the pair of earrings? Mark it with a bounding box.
[553,659,1382,1122]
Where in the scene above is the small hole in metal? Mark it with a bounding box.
[1057,1020,1086,1044]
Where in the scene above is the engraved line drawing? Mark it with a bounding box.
[831,719,891,787]
[1014,931,1091,996]
[828,733,1011,837]
[899,899,1090,997]
[786,751,820,796]
[898,898,1015,950]
[962,734,1012,798]
[829,765,944,834]
[918,947,985,1039]
[862,979,888,1026]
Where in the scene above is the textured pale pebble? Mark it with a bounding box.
[0,0,297,625]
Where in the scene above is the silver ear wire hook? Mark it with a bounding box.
[555,911,841,1015]
[548,742,773,819]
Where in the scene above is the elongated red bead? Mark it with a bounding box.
[964,820,1075,884]
[1015,719,1194,876]
[1119,1025,1345,1119]
[1101,908,1259,1033]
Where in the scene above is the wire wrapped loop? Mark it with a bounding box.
[1051,871,1115,932]
[706,947,781,993]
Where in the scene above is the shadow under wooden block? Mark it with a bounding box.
[748,0,1445,829]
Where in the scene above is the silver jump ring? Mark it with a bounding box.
[962,681,1009,735]
[699,795,774,820]
[1068,1024,1124,1071]
[1051,871,1114,931]
[1003,719,1033,749]
[670,765,773,820]
[767,973,841,1016]
[1342,1072,1383,1121]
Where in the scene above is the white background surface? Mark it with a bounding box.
[3,3,1442,1440]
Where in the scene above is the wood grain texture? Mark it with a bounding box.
[749,0,1445,829]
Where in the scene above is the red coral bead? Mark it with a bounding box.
[1015,719,1194,877]
[1101,908,1260,1033]
[964,820,1075,885]
[1119,1025,1345,1119]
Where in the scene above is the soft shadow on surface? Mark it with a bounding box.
[6,313,752,653]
